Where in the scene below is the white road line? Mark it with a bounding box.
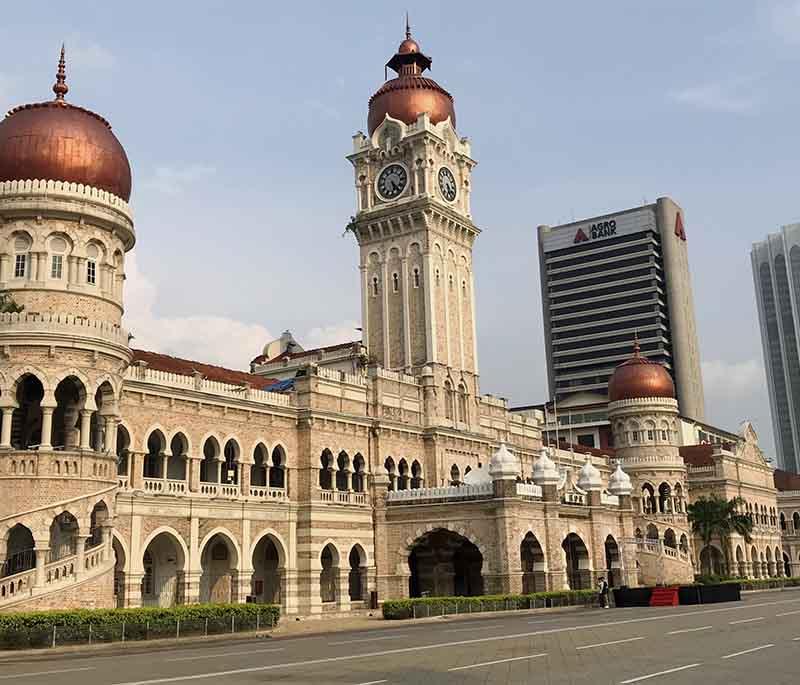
[776,610,800,617]
[667,625,712,635]
[577,636,645,650]
[446,623,503,632]
[729,617,764,625]
[354,681,387,685]
[167,648,284,662]
[721,644,774,659]
[447,653,547,671]
[0,667,96,680]
[330,634,409,645]
[109,597,800,685]
[794,637,800,641]
[620,663,702,683]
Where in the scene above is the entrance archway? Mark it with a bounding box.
[320,543,339,604]
[141,531,185,607]
[199,533,238,603]
[520,532,545,593]
[3,523,35,577]
[13,374,44,449]
[699,545,724,576]
[562,533,590,590]
[348,545,367,602]
[408,529,483,598]
[604,535,621,587]
[251,534,284,604]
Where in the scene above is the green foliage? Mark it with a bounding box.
[0,291,23,313]
[0,603,279,650]
[687,495,753,555]
[692,576,800,589]
[382,590,597,620]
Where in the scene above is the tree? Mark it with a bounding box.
[687,495,753,575]
[0,291,23,313]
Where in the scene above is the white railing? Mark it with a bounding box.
[316,489,369,505]
[387,482,494,503]
[0,568,35,603]
[0,311,129,346]
[0,178,132,217]
[375,368,416,385]
[687,464,717,475]
[199,483,219,496]
[143,478,163,493]
[601,492,620,506]
[118,476,129,489]
[165,479,187,494]
[248,486,288,501]
[622,455,685,467]
[124,367,293,407]
[45,554,77,585]
[220,484,239,497]
[318,489,335,502]
[562,492,586,505]
[516,483,543,498]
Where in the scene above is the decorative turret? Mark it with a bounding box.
[577,456,602,492]
[608,462,633,497]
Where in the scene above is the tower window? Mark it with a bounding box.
[647,430,654,441]
[462,280,467,294]
[435,269,441,285]
[87,260,97,285]
[14,254,26,279]
[392,272,399,293]
[372,276,379,297]
[448,274,454,290]
[51,255,63,279]
[413,268,420,288]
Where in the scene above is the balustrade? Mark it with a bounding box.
[248,486,288,501]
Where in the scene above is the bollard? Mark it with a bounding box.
[231,615,235,634]
[204,618,208,637]
[256,612,260,632]
[176,619,180,639]
[122,621,126,643]
[146,620,150,641]
[89,624,93,645]
[52,625,56,649]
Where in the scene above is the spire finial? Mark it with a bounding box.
[405,12,411,39]
[53,44,68,101]
[633,330,640,356]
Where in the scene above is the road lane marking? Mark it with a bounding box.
[446,623,503,632]
[167,648,284,661]
[729,617,764,625]
[776,610,800,617]
[0,667,96,680]
[448,653,547,671]
[330,634,409,645]
[354,681,387,685]
[666,626,712,635]
[620,663,702,683]
[109,597,800,685]
[721,644,774,659]
[577,636,645,650]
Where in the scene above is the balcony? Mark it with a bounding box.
[317,489,368,505]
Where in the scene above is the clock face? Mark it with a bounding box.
[376,164,408,200]
[438,167,457,202]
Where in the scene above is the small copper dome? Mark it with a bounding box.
[0,47,132,201]
[608,340,676,403]
[367,27,455,135]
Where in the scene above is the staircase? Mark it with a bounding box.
[649,586,679,607]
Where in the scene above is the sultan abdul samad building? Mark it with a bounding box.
[0,33,796,615]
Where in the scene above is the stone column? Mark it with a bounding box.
[39,406,54,450]
[337,569,351,612]
[215,460,223,484]
[34,541,50,588]
[401,257,412,369]
[161,453,169,481]
[104,417,118,453]
[79,410,93,450]
[188,456,201,492]
[240,462,251,497]
[75,537,86,578]
[129,452,144,489]
[124,572,143,608]
[0,407,14,448]
[422,252,437,363]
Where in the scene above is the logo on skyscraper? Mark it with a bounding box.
[573,228,589,243]
[675,213,686,241]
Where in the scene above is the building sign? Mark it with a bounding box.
[540,207,657,252]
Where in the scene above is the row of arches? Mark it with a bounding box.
[614,418,679,446]
[384,457,423,491]
[407,529,622,597]
[740,501,779,529]
[634,525,689,552]
[443,380,468,423]
[113,529,370,608]
[319,450,366,492]
[640,482,685,515]
[780,511,800,533]
[703,544,798,579]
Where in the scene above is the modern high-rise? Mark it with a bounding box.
[537,197,705,421]
[751,224,800,473]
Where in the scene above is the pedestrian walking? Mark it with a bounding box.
[597,577,610,608]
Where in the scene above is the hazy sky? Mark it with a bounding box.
[2,1,797,457]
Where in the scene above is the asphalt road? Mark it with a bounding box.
[2,592,799,685]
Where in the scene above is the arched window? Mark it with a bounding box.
[410,460,422,489]
[457,383,468,423]
[49,235,68,279]
[392,272,399,293]
[384,456,396,491]
[450,463,460,486]
[86,243,100,286]
[352,453,365,492]
[658,482,672,513]
[335,451,350,491]
[372,276,379,297]
[412,268,420,288]
[13,234,30,279]
[397,458,409,490]
[269,445,286,489]
[780,512,787,531]
[223,439,239,484]
[793,512,800,532]
[444,380,454,421]
[319,450,333,490]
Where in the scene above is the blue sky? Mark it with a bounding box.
[2,1,798,456]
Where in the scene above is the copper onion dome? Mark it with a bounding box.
[607,338,676,402]
[0,46,132,201]
[367,22,456,136]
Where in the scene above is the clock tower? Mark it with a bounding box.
[347,26,481,422]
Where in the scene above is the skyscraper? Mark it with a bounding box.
[537,197,705,421]
[751,224,800,473]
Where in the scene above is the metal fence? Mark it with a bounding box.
[0,611,278,651]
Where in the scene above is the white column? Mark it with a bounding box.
[401,257,412,369]
[0,407,14,448]
[469,266,479,375]
[79,410,92,450]
[443,265,452,368]
[422,252,437,364]
[456,263,465,371]
[359,265,369,351]
[381,256,390,367]
[40,407,54,450]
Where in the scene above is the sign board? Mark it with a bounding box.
[540,207,657,253]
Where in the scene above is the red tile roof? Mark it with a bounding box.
[131,349,279,390]
[774,469,800,492]
[680,444,716,467]
[250,340,359,366]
